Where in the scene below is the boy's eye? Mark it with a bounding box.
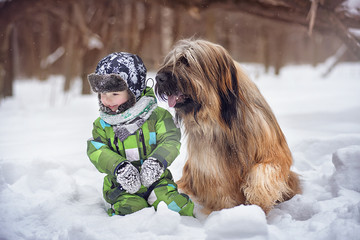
[112,93,119,96]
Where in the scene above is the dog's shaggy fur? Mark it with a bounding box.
[155,39,301,214]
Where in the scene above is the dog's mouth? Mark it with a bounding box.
[158,89,200,115]
[155,71,195,110]
[167,92,187,108]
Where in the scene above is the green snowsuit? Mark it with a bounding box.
[87,88,194,216]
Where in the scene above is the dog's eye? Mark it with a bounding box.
[178,56,190,67]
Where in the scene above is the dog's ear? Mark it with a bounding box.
[219,62,239,128]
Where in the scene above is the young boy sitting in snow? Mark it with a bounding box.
[87,52,194,216]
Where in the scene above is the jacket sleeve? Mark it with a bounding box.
[87,118,126,176]
[148,108,181,168]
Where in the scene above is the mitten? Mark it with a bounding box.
[140,158,165,188]
[115,161,141,194]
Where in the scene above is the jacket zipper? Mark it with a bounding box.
[113,137,121,155]
[139,128,147,157]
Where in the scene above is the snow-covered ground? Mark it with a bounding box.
[0,63,359,240]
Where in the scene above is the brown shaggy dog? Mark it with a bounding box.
[155,39,301,214]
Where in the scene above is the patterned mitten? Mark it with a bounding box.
[115,161,141,194]
[140,158,164,188]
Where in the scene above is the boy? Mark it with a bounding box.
[87,52,194,216]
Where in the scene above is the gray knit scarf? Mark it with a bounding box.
[100,96,157,141]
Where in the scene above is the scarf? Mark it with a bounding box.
[100,96,157,141]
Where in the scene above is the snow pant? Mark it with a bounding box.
[103,169,194,217]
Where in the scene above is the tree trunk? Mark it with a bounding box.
[129,1,138,53]
[261,27,270,73]
[63,4,75,92]
[274,33,285,75]
[3,26,14,98]
[206,9,216,42]
[172,8,181,45]
[135,1,153,54]
[39,13,51,80]
[81,49,100,95]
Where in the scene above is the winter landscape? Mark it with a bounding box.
[0,62,359,240]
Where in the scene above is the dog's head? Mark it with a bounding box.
[155,39,241,127]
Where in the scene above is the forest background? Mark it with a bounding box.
[0,0,359,100]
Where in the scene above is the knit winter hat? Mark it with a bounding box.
[88,52,147,113]
[88,52,146,97]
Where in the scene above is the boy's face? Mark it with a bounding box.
[100,91,129,112]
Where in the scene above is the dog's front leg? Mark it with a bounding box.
[242,163,293,213]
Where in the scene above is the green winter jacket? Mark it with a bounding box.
[87,88,181,195]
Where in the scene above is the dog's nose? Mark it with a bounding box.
[155,72,167,83]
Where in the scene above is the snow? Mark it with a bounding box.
[87,35,104,50]
[340,0,360,17]
[0,62,360,240]
[204,205,268,240]
[332,145,360,193]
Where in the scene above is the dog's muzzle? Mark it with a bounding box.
[155,72,186,108]
[155,72,169,84]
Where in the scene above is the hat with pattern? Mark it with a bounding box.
[88,52,147,99]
